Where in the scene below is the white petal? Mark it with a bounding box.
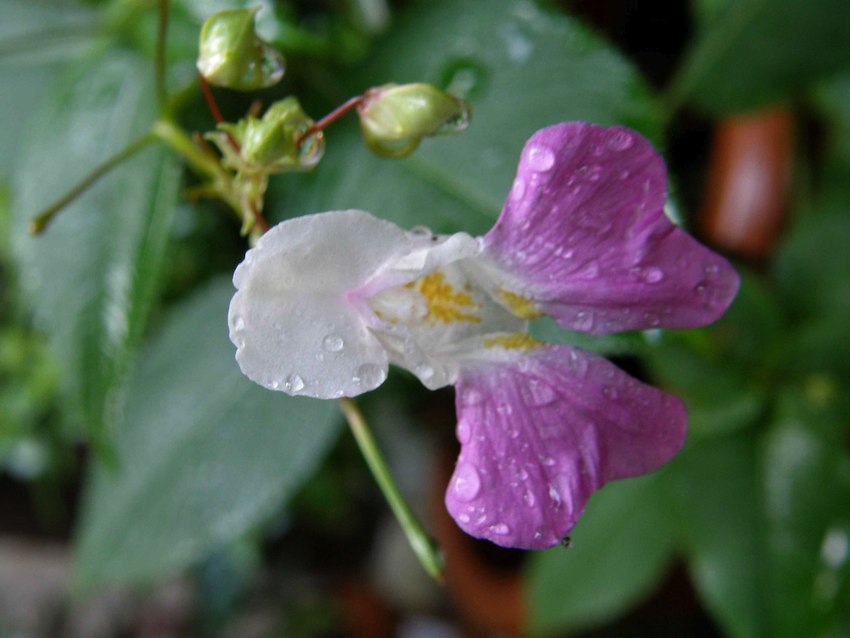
[229,210,411,398]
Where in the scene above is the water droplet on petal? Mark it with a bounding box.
[453,463,481,502]
[417,364,435,381]
[463,388,483,406]
[231,315,245,331]
[322,334,344,352]
[548,483,562,507]
[526,144,556,172]
[510,177,526,201]
[489,522,511,536]
[354,363,384,388]
[456,420,471,444]
[284,374,304,393]
[574,311,595,332]
[523,491,536,507]
[458,512,471,524]
[607,129,634,151]
[496,402,513,416]
[522,378,557,406]
[643,267,664,283]
[540,455,556,467]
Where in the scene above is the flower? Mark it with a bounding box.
[228,122,739,549]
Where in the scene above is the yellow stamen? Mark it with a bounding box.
[410,272,481,324]
[498,289,542,320]
[483,333,541,350]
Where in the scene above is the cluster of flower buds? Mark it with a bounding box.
[206,97,324,175]
[196,8,472,172]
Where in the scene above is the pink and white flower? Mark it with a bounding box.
[228,122,739,549]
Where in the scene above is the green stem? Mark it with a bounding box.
[338,397,444,582]
[149,119,241,216]
[155,0,170,116]
[29,133,157,235]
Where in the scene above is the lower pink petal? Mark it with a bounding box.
[445,344,686,549]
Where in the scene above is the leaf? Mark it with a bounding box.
[278,0,661,235]
[0,0,94,179]
[663,433,767,638]
[670,0,850,114]
[526,474,675,634]
[73,280,341,589]
[760,397,850,637]
[11,52,180,444]
[667,402,850,638]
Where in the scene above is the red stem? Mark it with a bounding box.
[296,95,365,146]
[199,74,241,151]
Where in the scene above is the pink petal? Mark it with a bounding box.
[483,122,739,334]
[445,344,686,549]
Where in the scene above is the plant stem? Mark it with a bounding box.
[296,95,364,146]
[29,133,157,235]
[338,397,444,582]
[155,0,170,115]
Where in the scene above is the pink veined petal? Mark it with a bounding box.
[445,343,686,549]
[482,122,739,334]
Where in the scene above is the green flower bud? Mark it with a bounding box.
[197,7,285,90]
[206,97,324,174]
[358,83,472,158]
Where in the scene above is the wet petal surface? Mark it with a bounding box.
[483,122,739,334]
[446,343,686,548]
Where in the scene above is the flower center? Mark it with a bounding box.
[407,271,481,324]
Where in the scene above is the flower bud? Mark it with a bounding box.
[197,7,284,90]
[358,83,472,158]
[207,97,324,174]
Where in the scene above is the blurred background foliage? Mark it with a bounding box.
[1,0,849,636]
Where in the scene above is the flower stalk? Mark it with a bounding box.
[338,397,445,582]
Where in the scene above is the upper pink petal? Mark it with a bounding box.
[445,344,686,549]
[482,122,739,334]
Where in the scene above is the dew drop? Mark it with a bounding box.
[496,402,513,416]
[522,378,557,406]
[458,512,471,524]
[643,267,664,283]
[602,385,619,399]
[516,467,529,481]
[270,380,281,390]
[548,484,562,506]
[284,374,305,393]
[579,163,602,181]
[410,225,434,238]
[526,144,556,172]
[231,315,245,331]
[456,420,472,444]
[607,129,634,151]
[463,388,483,406]
[523,491,536,508]
[539,455,556,467]
[435,103,472,135]
[453,463,481,501]
[489,522,511,536]
[417,364,435,381]
[354,363,384,388]
[574,311,595,332]
[322,334,344,352]
[510,177,526,201]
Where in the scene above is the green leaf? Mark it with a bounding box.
[11,53,180,444]
[664,433,766,638]
[74,280,341,589]
[774,210,850,325]
[670,0,850,114]
[0,0,94,179]
[278,0,661,234]
[761,397,850,637]
[526,474,675,634]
